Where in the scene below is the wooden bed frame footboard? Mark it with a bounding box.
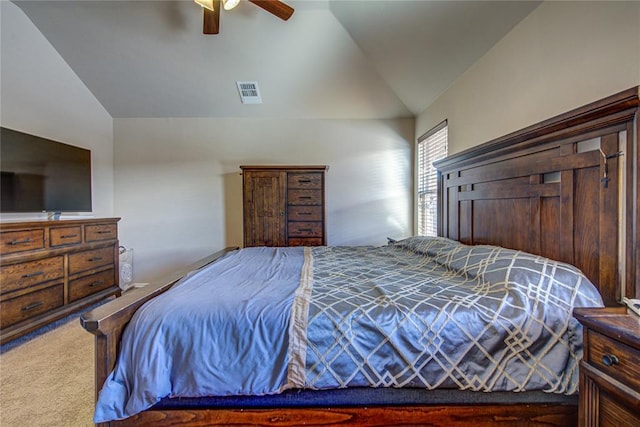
[81,87,638,426]
[108,404,578,426]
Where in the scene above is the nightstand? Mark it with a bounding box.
[573,307,640,427]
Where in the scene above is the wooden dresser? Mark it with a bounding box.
[241,166,327,247]
[573,307,640,427]
[0,218,121,344]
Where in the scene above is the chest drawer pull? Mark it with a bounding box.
[60,234,78,239]
[602,353,619,367]
[89,280,105,287]
[21,271,45,279]
[21,301,44,312]
[9,238,32,246]
[89,257,103,262]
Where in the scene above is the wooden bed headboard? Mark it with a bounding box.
[435,87,639,306]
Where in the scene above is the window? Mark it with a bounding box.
[417,121,448,236]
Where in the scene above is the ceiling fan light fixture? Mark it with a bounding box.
[223,0,240,10]
[194,0,215,12]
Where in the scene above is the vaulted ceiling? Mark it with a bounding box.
[11,0,540,119]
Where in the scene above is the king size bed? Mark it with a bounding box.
[82,87,639,426]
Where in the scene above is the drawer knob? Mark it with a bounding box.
[8,238,32,246]
[21,271,44,279]
[602,353,619,367]
[22,301,44,312]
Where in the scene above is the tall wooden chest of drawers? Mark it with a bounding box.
[573,307,640,427]
[241,166,327,247]
[0,218,121,344]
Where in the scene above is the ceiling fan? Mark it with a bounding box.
[194,0,294,35]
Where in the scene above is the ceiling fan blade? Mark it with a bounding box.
[203,0,220,34]
[248,0,294,21]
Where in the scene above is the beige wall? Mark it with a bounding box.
[0,2,114,219]
[113,118,414,282]
[416,1,640,155]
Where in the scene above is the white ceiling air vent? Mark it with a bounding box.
[236,81,262,104]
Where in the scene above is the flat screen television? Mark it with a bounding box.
[1,127,92,213]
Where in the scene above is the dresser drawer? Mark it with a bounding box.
[0,283,64,328]
[288,237,324,247]
[288,173,322,189]
[50,226,82,247]
[69,268,116,302]
[85,224,117,242]
[288,189,322,205]
[0,256,64,294]
[0,229,45,254]
[587,330,640,391]
[68,246,114,275]
[288,206,323,221]
[288,222,323,237]
[598,391,640,427]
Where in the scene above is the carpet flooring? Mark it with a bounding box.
[0,318,95,426]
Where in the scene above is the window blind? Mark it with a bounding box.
[417,121,447,236]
